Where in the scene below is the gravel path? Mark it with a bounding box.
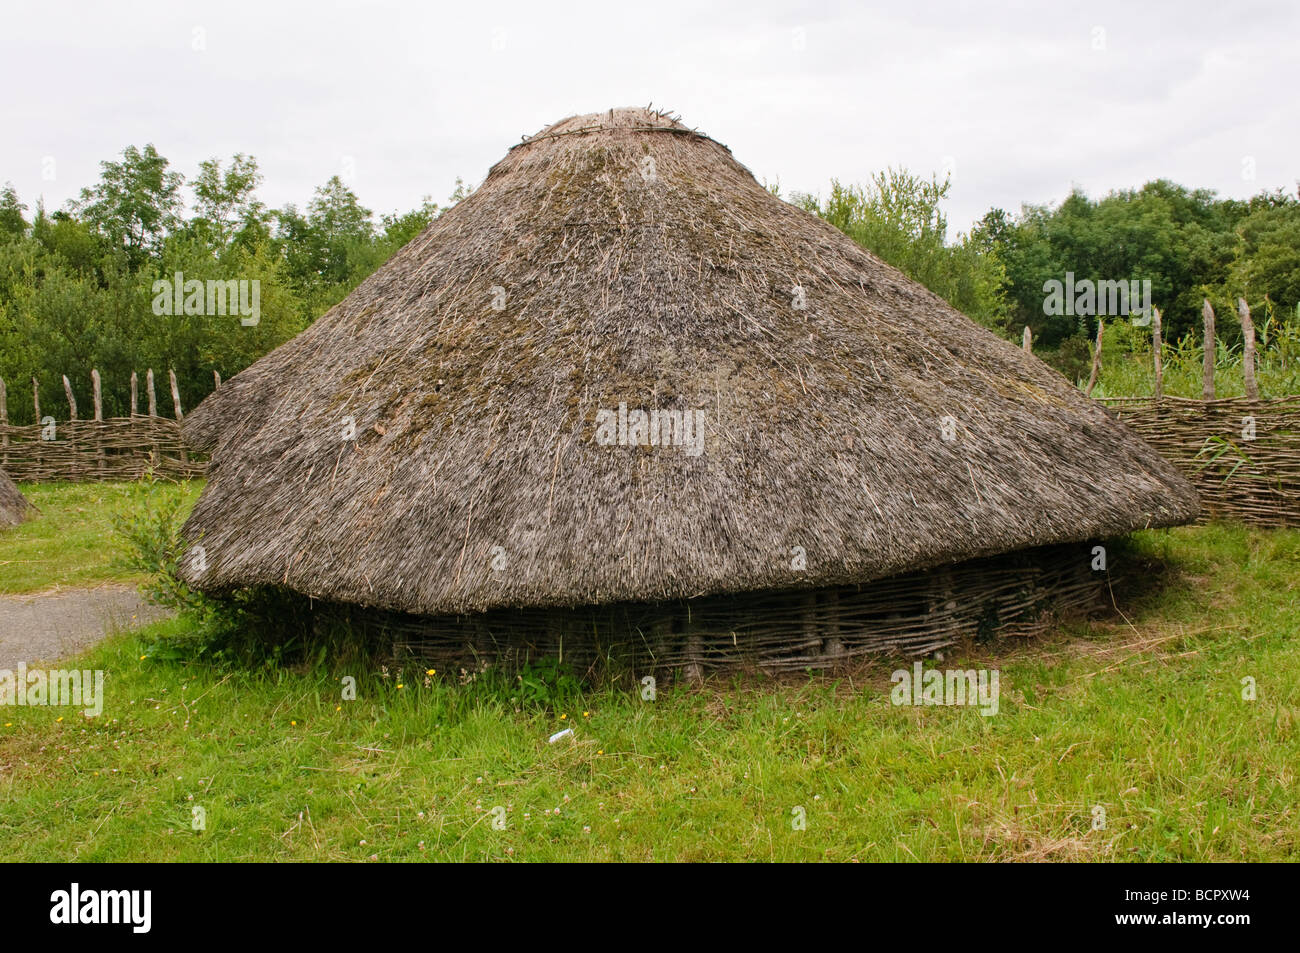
[0,586,170,668]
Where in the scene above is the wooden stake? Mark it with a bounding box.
[0,376,8,463]
[30,377,41,472]
[214,369,222,389]
[1151,307,1164,402]
[63,375,77,420]
[801,591,818,657]
[1085,318,1104,397]
[821,590,844,660]
[146,369,159,466]
[682,616,704,685]
[91,368,105,475]
[170,368,188,465]
[130,371,139,416]
[1022,326,1032,352]
[169,368,184,421]
[1202,299,1216,401]
[1237,297,1259,401]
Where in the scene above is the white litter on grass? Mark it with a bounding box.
[548,728,574,744]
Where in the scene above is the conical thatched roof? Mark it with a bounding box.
[0,467,35,528]
[181,107,1198,615]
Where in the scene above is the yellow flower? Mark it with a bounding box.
[56,716,63,722]
[335,706,342,712]
[583,711,590,717]
[139,655,147,660]
[426,669,436,676]
[397,684,404,689]
[291,720,297,726]
[560,713,567,720]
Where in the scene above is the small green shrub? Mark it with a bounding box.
[514,656,584,710]
[113,472,320,668]
[111,470,204,613]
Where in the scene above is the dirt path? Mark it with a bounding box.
[0,586,170,668]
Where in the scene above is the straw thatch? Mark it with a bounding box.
[180,106,1197,620]
[0,466,35,528]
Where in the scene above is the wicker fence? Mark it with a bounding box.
[1066,297,1299,527]
[0,369,209,482]
[1104,396,1300,528]
[0,417,205,482]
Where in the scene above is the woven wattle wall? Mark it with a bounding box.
[1105,396,1300,528]
[318,542,1104,679]
[0,419,207,482]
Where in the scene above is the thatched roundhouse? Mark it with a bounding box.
[182,107,1197,675]
[0,467,35,529]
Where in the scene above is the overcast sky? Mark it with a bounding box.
[3,0,1296,236]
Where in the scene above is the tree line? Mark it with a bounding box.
[0,145,467,424]
[793,171,1300,386]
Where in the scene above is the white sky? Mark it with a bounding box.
[3,0,1296,236]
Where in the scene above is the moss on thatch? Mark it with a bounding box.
[181,107,1198,617]
[0,467,35,529]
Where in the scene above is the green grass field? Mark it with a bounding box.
[0,480,202,594]
[0,484,1296,861]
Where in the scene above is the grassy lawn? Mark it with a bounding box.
[0,488,1296,860]
[0,480,202,594]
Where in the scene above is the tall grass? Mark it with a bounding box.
[1083,306,1300,399]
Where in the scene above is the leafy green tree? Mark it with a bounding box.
[0,183,27,240]
[309,176,372,243]
[982,181,1244,348]
[31,204,114,280]
[274,176,374,290]
[148,235,306,409]
[380,196,441,248]
[190,154,270,248]
[1226,194,1300,311]
[799,169,1008,331]
[71,144,184,269]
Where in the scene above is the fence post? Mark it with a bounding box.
[92,368,105,476]
[1085,318,1104,397]
[1237,298,1259,401]
[130,371,139,416]
[146,369,158,467]
[63,375,77,421]
[1152,306,1164,402]
[214,369,221,389]
[169,369,188,469]
[31,377,41,478]
[1022,326,1032,352]
[62,375,78,479]
[1202,299,1216,401]
[169,369,184,422]
[0,375,7,468]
